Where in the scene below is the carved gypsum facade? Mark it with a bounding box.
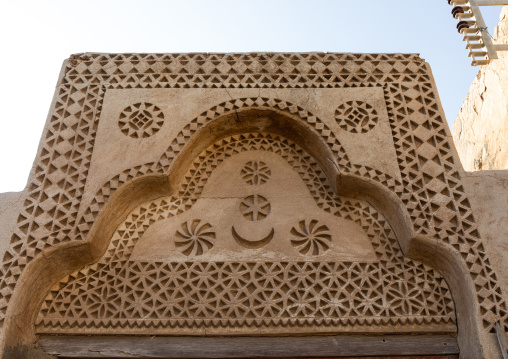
[0,53,506,357]
[36,133,455,334]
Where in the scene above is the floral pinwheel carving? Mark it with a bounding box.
[290,220,332,256]
[175,220,216,256]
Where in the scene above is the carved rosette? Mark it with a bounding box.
[174,220,216,256]
[241,161,271,185]
[239,194,271,221]
[290,220,332,255]
[118,102,165,138]
[335,100,378,134]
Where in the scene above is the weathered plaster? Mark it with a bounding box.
[0,52,506,358]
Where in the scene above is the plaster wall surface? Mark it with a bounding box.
[453,6,508,171]
[462,171,508,304]
[0,193,22,264]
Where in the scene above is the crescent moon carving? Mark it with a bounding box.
[231,226,275,249]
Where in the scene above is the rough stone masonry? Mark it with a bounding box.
[453,6,508,171]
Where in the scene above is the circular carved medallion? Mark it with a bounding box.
[335,100,378,133]
[174,220,216,256]
[239,194,271,221]
[290,220,332,255]
[118,102,165,139]
[241,161,271,185]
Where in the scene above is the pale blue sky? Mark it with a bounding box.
[0,1,504,192]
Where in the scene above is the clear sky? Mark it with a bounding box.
[0,1,504,193]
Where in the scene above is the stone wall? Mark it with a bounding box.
[453,6,508,171]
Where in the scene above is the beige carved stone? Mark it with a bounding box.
[0,52,507,358]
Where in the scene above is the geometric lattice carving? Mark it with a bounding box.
[385,281,427,316]
[36,133,456,335]
[335,101,379,133]
[118,102,164,138]
[37,261,454,333]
